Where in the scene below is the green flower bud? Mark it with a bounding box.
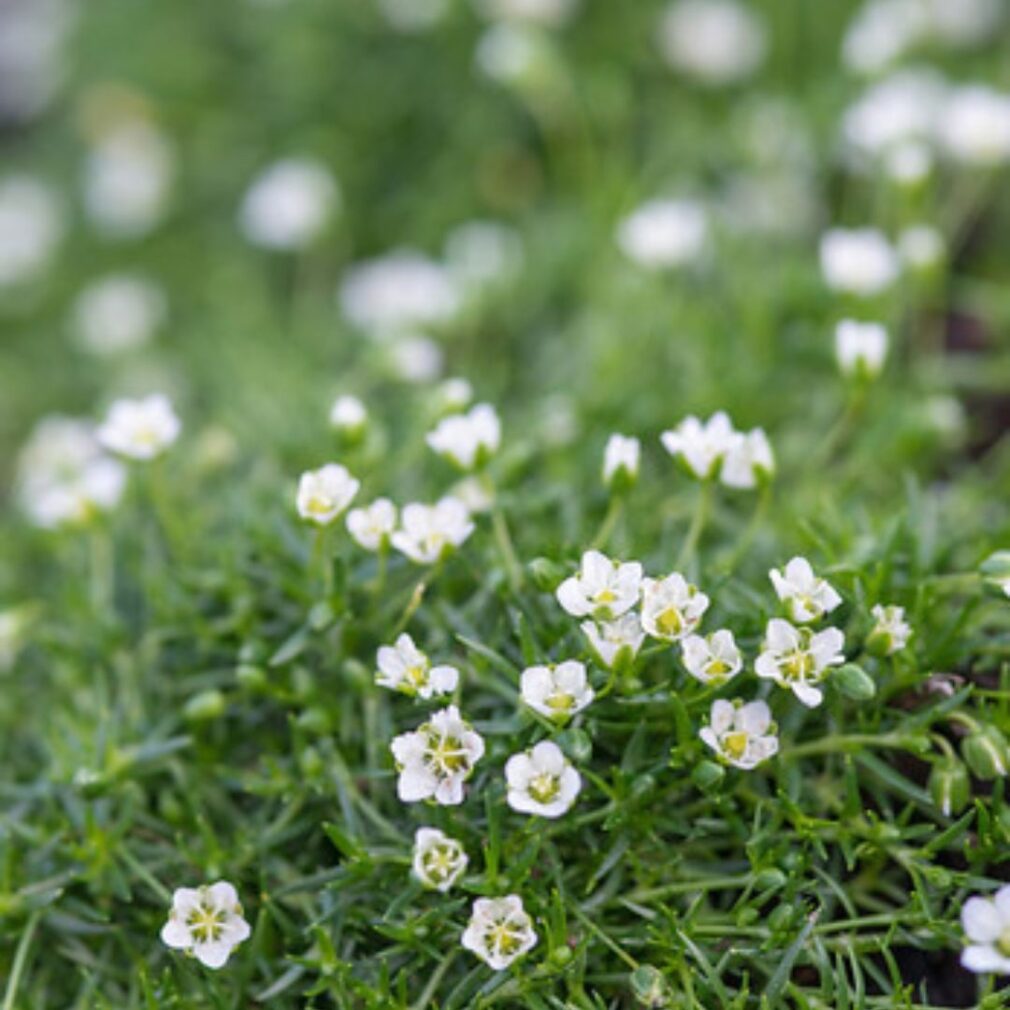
[184,689,227,722]
[236,663,267,690]
[754,867,787,891]
[691,759,725,792]
[962,725,1010,780]
[630,965,671,1008]
[928,758,970,817]
[981,552,1010,597]
[556,727,593,764]
[833,662,876,700]
[297,706,331,735]
[528,557,566,593]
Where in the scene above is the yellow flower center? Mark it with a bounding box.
[529,772,560,804]
[656,607,683,637]
[423,845,456,882]
[546,692,574,712]
[723,731,749,760]
[782,650,815,681]
[425,732,470,775]
[186,901,227,944]
[998,929,1010,957]
[486,922,523,957]
[406,664,428,688]
[595,588,616,604]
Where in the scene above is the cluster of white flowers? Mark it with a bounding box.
[661,411,774,489]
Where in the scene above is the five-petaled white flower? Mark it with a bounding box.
[602,434,640,490]
[641,573,710,642]
[769,556,842,623]
[329,394,367,435]
[869,604,912,656]
[412,827,468,892]
[555,550,643,620]
[505,740,581,818]
[681,630,742,685]
[961,887,1010,974]
[660,412,738,481]
[426,403,501,471]
[390,705,484,805]
[700,699,778,770]
[391,497,474,564]
[346,498,397,551]
[160,881,251,970]
[461,895,538,971]
[97,393,181,461]
[581,613,646,670]
[376,633,458,699]
[520,661,594,722]
[755,618,846,708]
[720,428,775,490]
[296,464,360,525]
[835,320,888,380]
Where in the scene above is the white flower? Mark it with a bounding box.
[939,85,1010,167]
[615,198,708,270]
[346,498,397,551]
[641,573,710,642]
[681,630,742,685]
[461,895,538,971]
[474,24,549,87]
[376,633,458,699]
[239,158,338,251]
[898,224,944,271]
[295,464,359,525]
[660,411,738,481]
[834,320,889,379]
[475,0,579,26]
[390,704,485,805]
[755,618,846,708]
[885,140,934,185]
[520,661,593,721]
[160,881,251,970]
[329,394,367,434]
[71,274,166,355]
[581,613,645,670]
[962,887,1010,974]
[840,69,942,157]
[436,377,474,412]
[841,1,925,74]
[97,394,181,461]
[602,434,640,489]
[555,550,642,620]
[412,828,468,891]
[389,333,445,384]
[505,740,581,818]
[450,475,495,515]
[769,556,842,623]
[819,228,899,297]
[869,604,912,655]
[391,497,474,564]
[444,220,523,290]
[378,0,448,32]
[0,174,62,287]
[426,403,501,470]
[658,0,766,85]
[700,699,778,770]
[720,428,774,490]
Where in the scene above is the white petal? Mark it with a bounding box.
[792,682,823,708]
[963,897,1004,942]
[962,944,1010,974]
[160,918,193,949]
[193,941,233,969]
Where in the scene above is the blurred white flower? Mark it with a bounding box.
[660,411,738,481]
[71,274,166,355]
[390,704,484,805]
[329,394,367,435]
[0,0,70,125]
[841,0,926,73]
[700,699,778,770]
[0,175,62,287]
[0,606,34,671]
[389,334,445,384]
[961,887,1010,974]
[376,633,458,699]
[658,0,766,85]
[461,895,537,970]
[755,618,845,707]
[450,475,495,514]
[475,23,546,86]
[938,85,1010,167]
[819,228,899,297]
[436,377,474,412]
[391,497,474,564]
[97,393,181,461]
[426,403,501,470]
[835,319,889,380]
[885,140,934,185]
[923,0,1002,48]
[581,613,645,670]
[295,464,360,525]
[475,0,578,25]
[239,158,338,251]
[616,198,708,271]
[869,604,912,655]
[681,630,742,685]
[602,434,640,490]
[505,740,581,817]
[412,828,468,892]
[160,881,251,970]
[641,573,709,642]
[556,550,642,620]
[346,497,397,551]
[520,660,593,721]
[541,393,579,447]
[898,224,944,272]
[378,0,449,33]
[720,428,774,490]
[444,220,523,291]
[769,556,842,623]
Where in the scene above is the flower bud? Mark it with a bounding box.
[980,551,1010,598]
[184,689,227,722]
[691,759,725,792]
[556,727,593,764]
[631,965,671,1008]
[833,662,876,700]
[602,434,640,493]
[928,758,971,816]
[329,395,367,443]
[962,724,1010,780]
[528,556,566,592]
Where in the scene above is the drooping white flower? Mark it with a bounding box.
[819,228,899,297]
[426,403,501,470]
[700,699,778,770]
[505,740,581,818]
[602,434,640,490]
[658,0,766,86]
[295,464,359,525]
[961,886,1010,974]
[869,604,912,655]
[461,895,538,970]
[71,274,166,355]
[834,320,889,380]
[755,618,846,708]
[391,497,474,564]
[555,550,642,620]
[581,613,645,670]
[160,881,251,970]
[390,704,485,805]
[0,174,62,287]
[97,393,181,461]
[681,630,742,685]
[660,411,739,481]
[412,828,468,891]
[720,428,774,490]
[328,394,367,435]
[615,198,708,270]
[376,633,459,699]
[346,498,397,551]
[238,158,338,251]
[939,85,1010,167]
[769,557,842,623]
[641,573,710,642]
[520,661,593,721]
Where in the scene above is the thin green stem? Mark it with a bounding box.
[3,910,41,1010]
[312,525,334,598]
[591,496,624,551]
[676,480,713,570]
[491,505,524,593]
[787,732,920,760]
[721,482,771,575]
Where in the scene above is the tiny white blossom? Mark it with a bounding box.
[426,403,501,470]
[720,428,774,490]
[296,464,359,525]
[961,886,1010,974]
[328,394,367,434]
[436,377,474,412]
[390,704,484,805]
[660,411,738,480]
[160,881,251,970]
[835,320,888,379]
[700,699,778,770]
[444,220,523,290]
[616,198,708,270]
[71,274,166,355]
[450,475,495,515]
[602,434,640,489]
[641,573,710,642]
[461,895,538,971]
[755,618,846,708]
[940,85,1010,167]
[389,333,445,384]
[869,604,912,655]
[520,660,594,721]
[555,550,643,620]
[658,0,766,86]
[581,613,645,670]
[885,140,934,185]
[391,497,474,564]
[376,633,459,699]
[681,630,742,685]
[0,175,62,287]
[505,740,581,818]
[769,556,842,623]
[898,224,944,272]
[239,158,338,250]
[819,228,899,297]
[412,827,468,891]
[97,393,181,461]
[346,498,397,551]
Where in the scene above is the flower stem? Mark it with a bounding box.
[312,526,333,598]
[787,732,918,759]
[491,505,524,593]
[676,480,713,570]
[591,496,624,551]
[720,482,771,576]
